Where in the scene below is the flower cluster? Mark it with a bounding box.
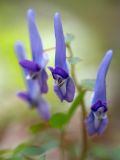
[15,9,75,120]
[15,9,113,136]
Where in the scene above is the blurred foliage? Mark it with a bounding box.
[65,33,75,45]
[89,144,120,160]
[67,56,81,64]
[81,79,96,91]
[0,140,59,160]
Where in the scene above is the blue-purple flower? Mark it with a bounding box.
[85,50,113,136]
[14,9,50,121]
[49,13,75,102]
[19,9,48,94]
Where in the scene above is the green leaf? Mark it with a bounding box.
[17,146,44,157]
[13,141,59,158]
[49,113,68,129]
[0,149,12,155]
[81,79,95,91]
[30,122,47,134]
[67,56,81,64]
[13,143,28,156]
[67,91,85,120]
[65,33,74,45]
[6,157,21,160]
[0,149,13,159]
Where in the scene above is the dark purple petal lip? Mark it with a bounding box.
[48,66,69,79]
[91,100,107,112]
[19,59,41,72]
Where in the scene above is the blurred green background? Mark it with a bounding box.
[0,0,120,158]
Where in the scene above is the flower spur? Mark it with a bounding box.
[19,9,48,94]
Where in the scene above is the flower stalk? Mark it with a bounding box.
[66,44,88,160]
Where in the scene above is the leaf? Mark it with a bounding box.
[0,149,13,159]
[67,56,81,64]
[49,113,68,129]
[13,141,59,158]
[13,143,28,156]
[81,79,95,91]
[67,91,85,120]
[65,33,74,45]
[0,149,12,155]
[30,122,47,134]
[6,157,21,160]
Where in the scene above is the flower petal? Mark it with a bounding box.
[19,59,41,72]
[85,112,96,136]
[17,92,32,105]
[27,9,43,65]
[54,12,68,73]
[37,98,50,121]
[15,41,26,61]
[92,50,113,105]
[54,85,64,101]
[49,66,69,79]
[97,117,108,135]
[91,100,107,112]
[39,69,48,93]
[15,42,37,98]
[64,77,75,102]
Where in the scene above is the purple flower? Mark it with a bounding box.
[19,9,48,94]
[49,13,75,102]
[86,50,113,136]
[14,9,50,121]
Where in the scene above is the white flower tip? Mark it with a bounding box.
[15,41,23,49]
[54,12,61,20]
[27,8,35,20]
[106,49,113,57]
[26,74,31,80]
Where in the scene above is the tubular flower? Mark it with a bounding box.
[19,9,48,94]
[85,50,113,136]
[49,13,75,102]
[14,9,50,120]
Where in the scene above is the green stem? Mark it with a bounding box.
[66,44,81,91]
[80,99,88,160]
[60,129,65,160]
[66,44,88,160]
[44,47,55,52]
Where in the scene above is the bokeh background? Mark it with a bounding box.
[0,0,120,159]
